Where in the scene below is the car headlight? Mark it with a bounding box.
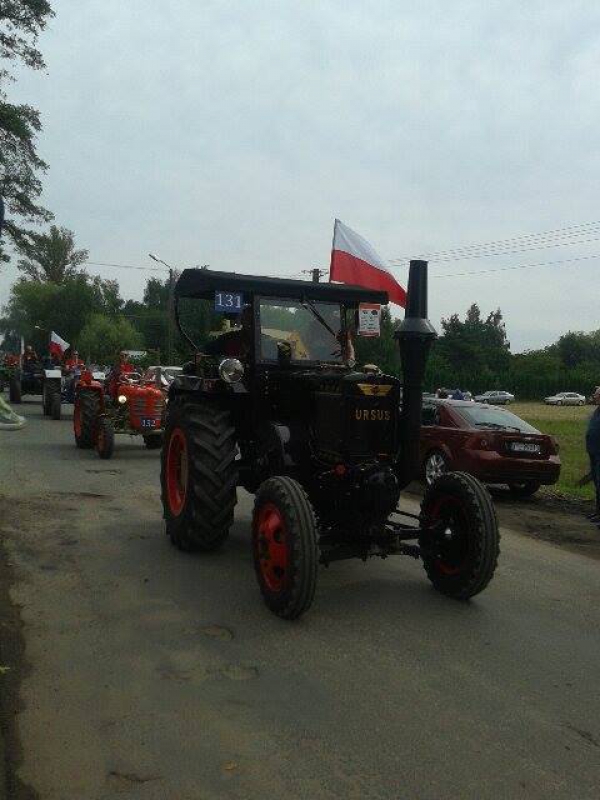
[218,358,244,384]
[118,394,127,404]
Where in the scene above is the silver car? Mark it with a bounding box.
[544,391,586,406]
[474,390,515,405]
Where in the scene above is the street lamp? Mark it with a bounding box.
[148,253,175,364]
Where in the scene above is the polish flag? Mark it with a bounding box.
[329,219,406,307]
[49,331,70,358]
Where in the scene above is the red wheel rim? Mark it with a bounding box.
[427,495,470,576]
[255,503,289,593]
[73,402,82,438]
[166,428,188,516]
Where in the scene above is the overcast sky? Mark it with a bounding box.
[2,0,600,351]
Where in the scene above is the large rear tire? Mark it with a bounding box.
[419,471,500,600]
[252,477,318,620]
[9,377,21,404]
[161,399,238,551]
[74,390,100,448]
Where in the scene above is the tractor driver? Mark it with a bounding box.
[107,352,134,399]
[23,344,39,368]
[204,306,256,361]
[64,349,85,372]
[204,306,281,361]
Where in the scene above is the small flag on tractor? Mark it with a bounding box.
[329,219,406,307]
[49,331,70,358]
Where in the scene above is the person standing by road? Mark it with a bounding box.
[586,386,600,524]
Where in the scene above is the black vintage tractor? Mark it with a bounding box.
[161,261,500,619]
[8,360,44,404]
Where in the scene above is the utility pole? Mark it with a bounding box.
[167,268,174,364]
[301,267,327,283]
[149,254,175,364]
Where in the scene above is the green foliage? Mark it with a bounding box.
[0,1,54,70]
[430,303,510,391]
[77,314,142,365]
[0,1,54,263]
[354,307,400,375]
[17,224,89,282]
[0,273,124,351]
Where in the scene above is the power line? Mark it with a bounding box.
[86,260,168,272]
[421,251,600,279]
[389,233,600,264]
[388,219,600,263]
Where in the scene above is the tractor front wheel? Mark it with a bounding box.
[96,417,115,459]
[50,393,61,420]
[45,382,61,420]
[252,477,318,620]
[74,391,100,448]
[419,472,500,600]
[161,400,238,551]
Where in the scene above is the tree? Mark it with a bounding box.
[0,272,125,351]
[431,303,511,391]
[77,314,142,364]
[354,307,400,375]
[0,1,55,263]
[17,224,88,282]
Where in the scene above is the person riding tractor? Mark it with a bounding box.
[73,352,164,458]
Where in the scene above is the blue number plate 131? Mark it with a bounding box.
[215,291,243,314]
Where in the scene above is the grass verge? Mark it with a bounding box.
[510,402,594,501]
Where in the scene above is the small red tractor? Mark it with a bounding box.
[73,369,165,458]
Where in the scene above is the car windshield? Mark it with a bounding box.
[455,404,539,433]
[258,298,343,362]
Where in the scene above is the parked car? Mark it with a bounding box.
[420,399,560,496]
[474,390,515,405]
[544,391,586,406]
[143,365,182,388]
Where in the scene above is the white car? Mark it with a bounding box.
[144,365,182,388]
[474,390,515,405]
[544,391,586,406]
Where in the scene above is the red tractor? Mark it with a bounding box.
[73,369,165,458]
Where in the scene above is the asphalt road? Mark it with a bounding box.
[1,400,599,799]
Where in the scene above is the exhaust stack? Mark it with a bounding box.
[395,260,437,488]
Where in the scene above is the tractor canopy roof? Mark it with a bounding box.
[175,269,388,306]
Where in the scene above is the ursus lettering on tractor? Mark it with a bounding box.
[73,369,164,458]
[161,261,500,619]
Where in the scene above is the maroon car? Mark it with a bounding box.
[420,399,561,496]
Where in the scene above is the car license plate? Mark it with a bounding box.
[141,418,156,429]
[510,442,540,453]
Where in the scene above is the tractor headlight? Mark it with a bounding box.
[218,358,244,384]
[118,394,127,404]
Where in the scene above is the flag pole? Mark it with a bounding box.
[328,218,339,282]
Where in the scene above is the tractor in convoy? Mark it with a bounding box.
[5,351,64,418]
[73,367,164,458]
[160,261,500,619]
